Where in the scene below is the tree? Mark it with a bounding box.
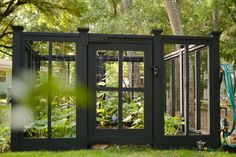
[120,0,142,88]
[218,0,236,63]
[164,0,196,129]
[213,0,219,31]
[0,0,87,58]
[164,0,183,35]
[164,0,183,117]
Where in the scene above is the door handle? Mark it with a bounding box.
[150,66,159,76]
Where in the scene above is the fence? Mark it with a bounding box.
[11,26,220,151]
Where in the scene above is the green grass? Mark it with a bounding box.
[1,147,236,157]
[0,101,235,156]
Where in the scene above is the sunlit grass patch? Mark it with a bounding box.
[1,147,235,157]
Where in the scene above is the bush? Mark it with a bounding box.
[0,105,10,152]
[0,125,10,152]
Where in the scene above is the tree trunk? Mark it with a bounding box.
[127,51,142,88]
[165,0,195,130]
[121,0,142,98]
[164,0,183,116]
[213,0,219,31]
[121,0,132,13]
[164,0,183,35]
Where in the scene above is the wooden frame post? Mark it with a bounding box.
[151,29,163,148]
[11,26,24,151]
[77,27,89,149]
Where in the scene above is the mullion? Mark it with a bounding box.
[96,87,144,92]
[118,50,123,129]
[48,41,52,139]
[183,44,189,135]
[195,51,201,130]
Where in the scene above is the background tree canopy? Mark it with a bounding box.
[0,0,235,63]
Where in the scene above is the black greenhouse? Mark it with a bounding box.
[11,26,221,151]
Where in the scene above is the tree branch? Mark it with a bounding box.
[0,0,27,23]
[0,0,16,22]
[0,49,12,57]
[0,45,12,49]
[0,16,16,39]
[0,32,13,38]
[4,0,16,13]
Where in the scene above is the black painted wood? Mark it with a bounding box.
[11,26,221,151]
[183,44,189,135]
[195,51,201,130]
[48,41,52,139]
[118,50,123,130]
[77,28,89,149]
[209,32,221,148]
[152,29,163,148]
[11,26,24,151]
[171,60,175,116]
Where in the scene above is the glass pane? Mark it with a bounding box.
[51,61,76,138]
[122,92,144,129]
[200,48,209,134]
[96,50,119,87]
[123,51,144,88]
[51,96,76,138]
[31,41,48,55]
[52,42,75,56]
[164,44,210,136]
[96,91,118,129]
[188,52,197,135]
[164,44,185,136]
[24,61,48,138]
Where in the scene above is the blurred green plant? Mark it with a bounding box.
[11,72,91,138]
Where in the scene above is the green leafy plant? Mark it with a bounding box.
[96,92,144,129]
[0,125,10,152]
[12,72,90,138]
[164,114,184,135]
[0,105,10,152]
[96,91,118,128]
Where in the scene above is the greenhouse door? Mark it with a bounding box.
[88,40,153,145]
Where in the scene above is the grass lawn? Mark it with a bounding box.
[1,146,236,157]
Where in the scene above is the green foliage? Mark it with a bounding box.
[164,114,184,135]
[0,0,235,62]
[0,105,10,152]
[122,93,144,129]
[13,72,89,109]
[96,92,118,128]
[24,96,77,138]
[51,96,76,138]
[11,72,90,138]
[0,125,10,152]
[84,0,169,34]
[0,0,88,58]
[96,92,144,129]
[1,0,236,151]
